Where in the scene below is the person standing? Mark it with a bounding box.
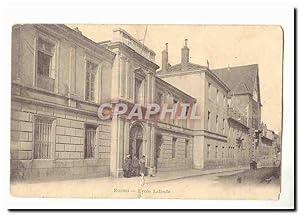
[139,155,146,185]
[131,155,140,177]
[122,154,132,178]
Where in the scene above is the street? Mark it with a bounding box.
[10,168,280,200]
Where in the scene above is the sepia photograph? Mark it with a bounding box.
[10,24,283,200]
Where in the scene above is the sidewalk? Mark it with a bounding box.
[146,166,249,184]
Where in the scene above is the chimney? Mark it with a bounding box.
[181,39,189,68]
[161,43,168,72]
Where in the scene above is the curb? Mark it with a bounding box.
[146,167,249,184]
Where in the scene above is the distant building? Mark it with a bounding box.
[213,64,262,166]
[157,41,264,169]
[257,123,280,167]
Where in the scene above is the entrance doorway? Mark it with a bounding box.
[129,123,143,159]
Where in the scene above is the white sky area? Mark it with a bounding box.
[67,24,283,133]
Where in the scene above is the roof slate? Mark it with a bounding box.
[212,64,258,95]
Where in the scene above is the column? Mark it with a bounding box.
[149,125,155,168]
[110,118,119,177]
[125,59,132,99]
[110,117,124,177]
[68,46,77,107]
[120,56,126,97]
[111,52,121,100]
[123,120,130,158]
[146,73,152,105]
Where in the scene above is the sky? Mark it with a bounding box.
[67,24,283,133]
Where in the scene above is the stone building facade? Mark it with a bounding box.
[11,24,277,181]
[157,41,264,170]
[11,24,116,180]
[11,25,195,180]
[257,123,279,167]
[98,29,195,176]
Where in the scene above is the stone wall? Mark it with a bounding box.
[11,99,111,181]
[157,134,192,171]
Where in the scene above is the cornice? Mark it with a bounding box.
[33,24,116,63]
[108,42,159,71]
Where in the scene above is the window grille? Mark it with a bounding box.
[84,125,97,159]
[34,117,53,159]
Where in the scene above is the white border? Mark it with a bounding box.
[0,2,294,211]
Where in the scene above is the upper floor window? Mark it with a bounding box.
[85,61,98,101]
[216,115,219,132]
[156,92,163,106]
[222,119,226,134]
[223,95,226,107]
[134,78,144,104]
[216,89,219,102]
[208,82,211,99]
[173,99,178,124]
[36,38,55,91]
[207,111,211,130]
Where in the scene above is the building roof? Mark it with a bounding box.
[158,62,207,74]
[212,64,259,95]
[157,62,231,92]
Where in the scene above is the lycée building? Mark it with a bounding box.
[11,24,276,180]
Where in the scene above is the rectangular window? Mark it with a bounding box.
[134,78,143,104]
[208,111,211,130]
[34,117,54,159]
[215,145,218,159]
[207,144,211,159]
[223,95,226,107]
[185,106,190,128]
[173,99,178,124]
[208,82,211,99]
[36,38,55,91]
[216,89,219,102]
[222,146,225,158]
[172,137,177,158]
[185,139,189,158]
[222,119,225,134]
[85,61,98,101]
[157,92,163,107]
[216,115,219,132]
[84,124,97,159]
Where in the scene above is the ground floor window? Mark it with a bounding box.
[84,124,97,159]
[185,139,189,158]
[172,137,177,158]
[34,116,54,159]
[215,145,218,159]
[207,144,211,159]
